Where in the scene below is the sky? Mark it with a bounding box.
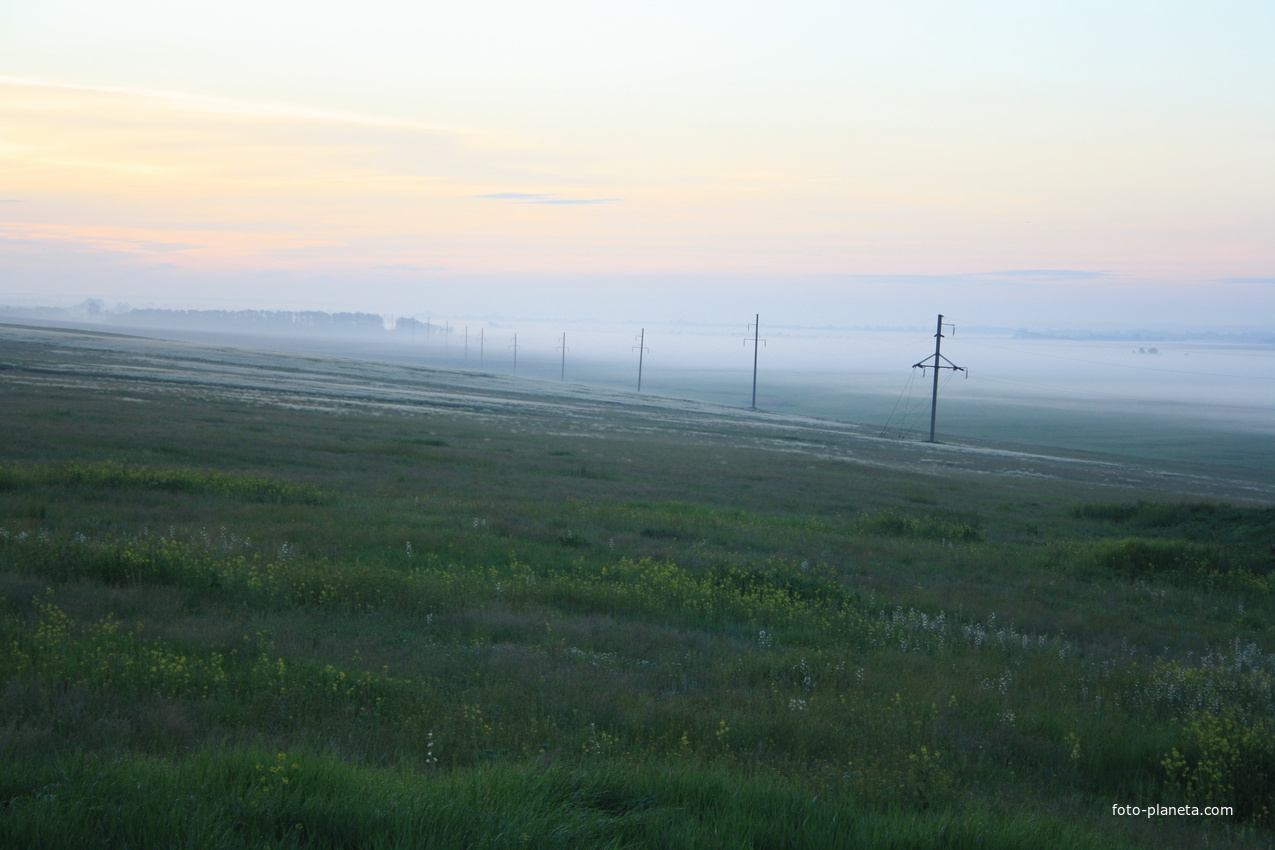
[1,0,1273,331]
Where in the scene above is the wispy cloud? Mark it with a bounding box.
[0,75,479,140]
[826,270,1112,284]
[1214,277,1275,285]
[478,193,551,201]
[972,269,1113,281]
[376,263,447,272]
[0,222,330,265]
[476,192,620,205]
[0,76,532,272]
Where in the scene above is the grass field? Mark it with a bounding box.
[1,325,1272,848]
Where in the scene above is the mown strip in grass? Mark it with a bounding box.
[0,460,328,504]
[625,500,982,544]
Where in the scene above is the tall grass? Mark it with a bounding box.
[0,748,1144,849]
[0,341,1272,848]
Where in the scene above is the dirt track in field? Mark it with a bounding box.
[3,322,1272,503]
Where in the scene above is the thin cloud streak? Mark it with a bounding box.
[0,75,484,140]
[974,270,1113,282]
[377,264,448,272]
[824,270,1115,285]
[477,193,620,205]
[533,198,621,205]
[0,222,337,266]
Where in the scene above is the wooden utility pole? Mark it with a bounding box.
[912,314,965,443]
[744,314,765,409]
[633,328,648,392]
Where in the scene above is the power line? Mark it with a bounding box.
[880,367,919,439]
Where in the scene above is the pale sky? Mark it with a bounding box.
[1,0,1272,329]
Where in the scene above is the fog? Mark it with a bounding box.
[7,305,1269,452]
[342,315,1271,400]
[337,317,1275,474]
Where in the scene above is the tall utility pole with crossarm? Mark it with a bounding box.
[744,314,765,410]
[912,314,965,443]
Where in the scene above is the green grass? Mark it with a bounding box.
[0,460,329,504]
[0,330,1272,848]
[0,750,1130,849]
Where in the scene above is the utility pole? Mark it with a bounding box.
[557,333,568,381]
[479,328,485,367]
[464,326,468,362]
[744,314,765,410]
[912,314,965,443]
[633,328,648,392]
[510,334,518,375]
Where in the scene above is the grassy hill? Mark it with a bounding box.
[1,325,1272,848]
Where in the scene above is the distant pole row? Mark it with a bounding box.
[403,313,962,442]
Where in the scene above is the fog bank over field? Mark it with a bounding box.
[3,301,1272,477]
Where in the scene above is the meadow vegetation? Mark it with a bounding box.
[0,341,1272,848]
